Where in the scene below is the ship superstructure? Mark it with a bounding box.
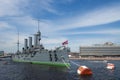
[12,30,70,67]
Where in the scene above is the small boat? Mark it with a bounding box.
[77,66,92,75]
[103,60,107,63]
[106,63,115,69]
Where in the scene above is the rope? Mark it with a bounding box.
[70,61,80,66]
[61,58,70,69]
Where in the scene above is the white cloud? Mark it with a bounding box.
[0,0,28,17]
[55,3,120,30]
[0,31,27,53]
[0,22,15,30]
[33,0,75,14]
[41,37,67,44]
[0,0,61,17]
[59,29,120,35]
[24,0,60,15]
[8,16,56,35]
[39,0,57,14]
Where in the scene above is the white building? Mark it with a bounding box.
[80,42,120,57]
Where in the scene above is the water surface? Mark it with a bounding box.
[0,58,120,80]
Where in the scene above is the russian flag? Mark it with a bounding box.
[62,40,68,45]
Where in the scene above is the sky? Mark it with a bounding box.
[0,0,120,53]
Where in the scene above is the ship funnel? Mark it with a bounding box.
[34,34,37,47]
[34,31,41,48]
[29,37,32,48]
[24,39,28,49]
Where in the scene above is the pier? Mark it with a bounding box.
[69,57,120,60]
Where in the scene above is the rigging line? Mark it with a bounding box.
[70,61,80,66]
[32,18,41,32]
[61,58,70,69]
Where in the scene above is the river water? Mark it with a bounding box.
[0,58,120,80]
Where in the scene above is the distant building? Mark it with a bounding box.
[0,51,4,56]
[80,42,120,57]
[69,52,79,58]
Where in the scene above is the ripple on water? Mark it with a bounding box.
[0,58,120,80]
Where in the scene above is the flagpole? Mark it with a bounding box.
[66,40,68,48]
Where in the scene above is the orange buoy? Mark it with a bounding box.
[106,63,115,69]
[77,66,92,75]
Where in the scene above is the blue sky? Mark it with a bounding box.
[0,0,120,53]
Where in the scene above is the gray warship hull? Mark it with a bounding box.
[12,47,70,67]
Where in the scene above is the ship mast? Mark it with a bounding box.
[17,31,20,53]
[38,19,40,32]
[33,19,41,48]
[37,19,41,45]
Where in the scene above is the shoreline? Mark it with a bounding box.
[69,57,120,60]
